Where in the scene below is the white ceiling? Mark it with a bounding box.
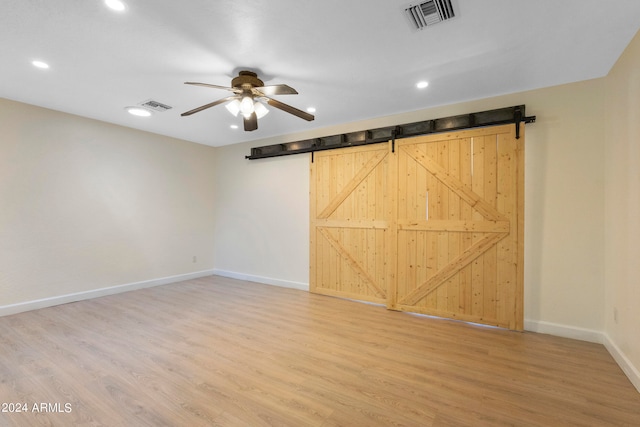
[2,0,639,147]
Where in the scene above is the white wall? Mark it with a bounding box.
[0,99,217,312]
[213,78,607,337]
[604,30,640,391]
[212,142,309,289]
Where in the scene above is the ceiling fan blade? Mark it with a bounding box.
[256,84,298,96]
[181,96,238,116]
[185,82,241,93]
[266,98,315,121]
[244,112,258,131]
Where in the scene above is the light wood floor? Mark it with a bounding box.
[1,276,639,426]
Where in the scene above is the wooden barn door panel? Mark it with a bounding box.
[393,125,523,329]
[310,124,523,330]
[310,143,391,304]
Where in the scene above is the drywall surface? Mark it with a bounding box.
[0,99,216,307]
[212,143,309,288]
[604,29,640,387]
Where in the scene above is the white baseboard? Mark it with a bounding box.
[603,334,640,394]
[524,319,604,343]
[0,269,216,317]
[212,269,309,291]
[525,319,640,394]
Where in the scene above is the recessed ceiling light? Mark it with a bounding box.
[125,107,152,117]
[105,0,126,11]
[416,81,429,89]
[307,107,316,113]
[32,60,50,69]
[230,124,239,129]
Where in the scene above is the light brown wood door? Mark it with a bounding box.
[310,143,392,304]
[310,124,524,330]
[391,125,523,329]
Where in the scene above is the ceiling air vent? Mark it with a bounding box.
[138,99,173,112]
[406,0,455,30]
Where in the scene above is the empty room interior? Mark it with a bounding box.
[1,1,640,425]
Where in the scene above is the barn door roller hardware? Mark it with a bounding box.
[246,105,535,160]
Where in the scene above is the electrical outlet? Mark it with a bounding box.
[192,256,197,263]
[613,307,618,324]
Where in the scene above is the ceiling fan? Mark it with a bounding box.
[181,70,315,131]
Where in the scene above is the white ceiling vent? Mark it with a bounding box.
[406,0,455,30]
[138,99,173,112]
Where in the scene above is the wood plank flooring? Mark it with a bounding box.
[1,275,639,426]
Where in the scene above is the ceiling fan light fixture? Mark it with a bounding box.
[225,99,241,117]
[254,102,269,119]
[239,96,255,117]
[181,70,314,130]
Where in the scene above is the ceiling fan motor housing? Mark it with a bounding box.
[232,71,264,89]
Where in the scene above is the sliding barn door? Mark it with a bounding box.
[310,143,391,304]
[310,124,524,330]
[392,125,523,329]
